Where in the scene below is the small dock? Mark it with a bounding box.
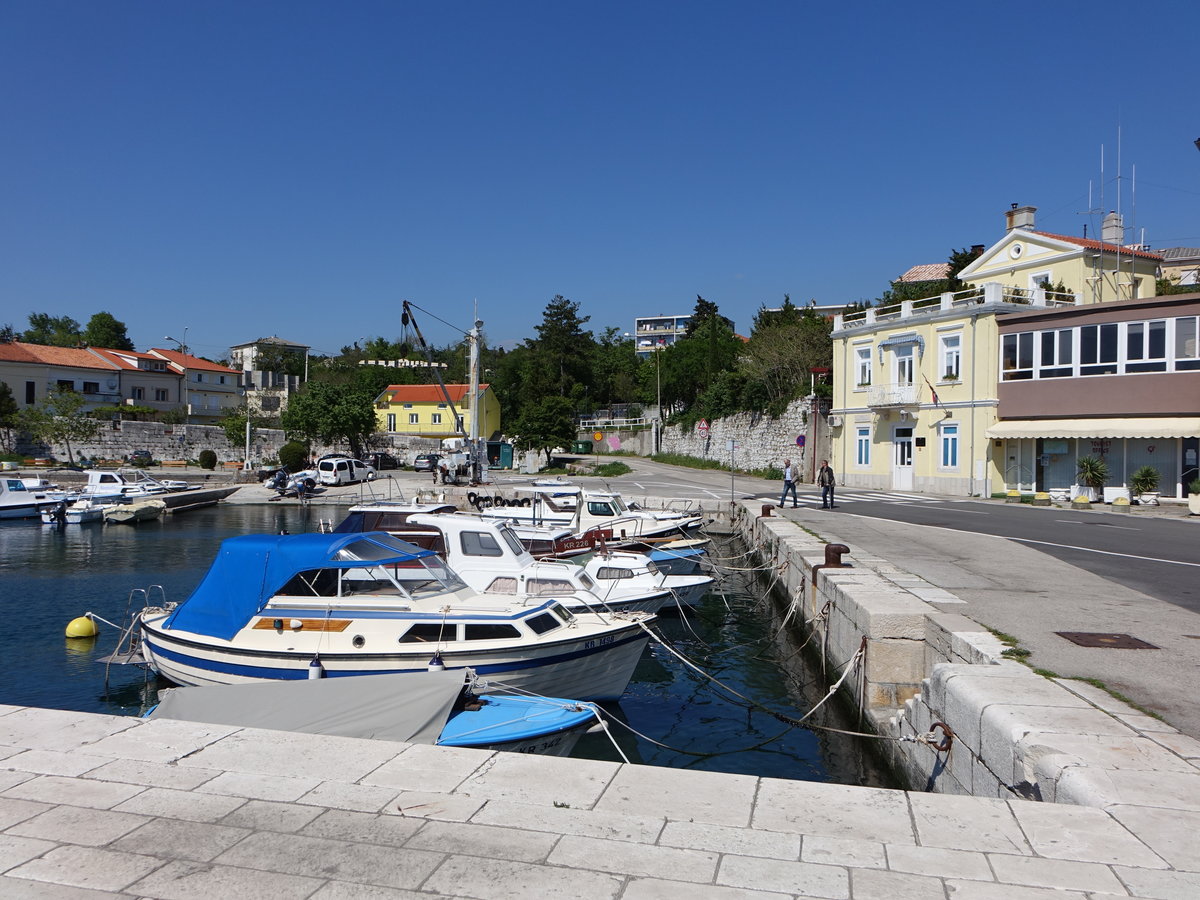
[0,705,1193,898]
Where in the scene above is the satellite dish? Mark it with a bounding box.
[106,380,118,389]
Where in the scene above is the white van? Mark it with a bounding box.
[317,457,376,486]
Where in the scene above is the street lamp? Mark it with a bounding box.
[165,332,189,424]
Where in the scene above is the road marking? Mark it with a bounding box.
[1053,520,1140,531]
[1010,537,1200,568]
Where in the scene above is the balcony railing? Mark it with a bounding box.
[867,383,918,407]
[836,282,1079,331]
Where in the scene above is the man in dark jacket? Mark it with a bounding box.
[818,460,836,509]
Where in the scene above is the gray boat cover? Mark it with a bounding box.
[150,670,465,745]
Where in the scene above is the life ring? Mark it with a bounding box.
[467,491,479,506]
[520,497,531,507]
[493,495,505,507]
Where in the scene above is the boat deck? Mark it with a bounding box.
[0,705,1190,898]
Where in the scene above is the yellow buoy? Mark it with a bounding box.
[65,616,98,638]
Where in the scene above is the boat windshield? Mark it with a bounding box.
[333,535,419,562]
[610,495,630,512]
[4,479,28,493]
[495,524,527,556]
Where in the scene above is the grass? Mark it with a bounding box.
[589,462,632,477]
[990,630,1165,721]
[651,452,781,480]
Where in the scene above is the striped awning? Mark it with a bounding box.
[986,418,1200,440]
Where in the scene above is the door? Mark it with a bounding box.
[892,426,914,491]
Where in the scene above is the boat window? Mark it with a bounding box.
[595,566,634,580]
[5,480,27,492]
[335,537,409,562]
[461,531,503,557]
[611,496,629,512]
[399,623,454,643]
[550,603,576,623]
[463,623,522,641]
[485,577,518,594]
[497,525,526,556]
[578,572,596,589]
[587,502,615,517]
[525,613,560,635]
[278,569,340,596]
[528,578,574,595]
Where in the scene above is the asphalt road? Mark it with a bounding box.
[517,457,1200,615]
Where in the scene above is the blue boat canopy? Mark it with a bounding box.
[162,531,434,640]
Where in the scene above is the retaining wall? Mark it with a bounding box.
[733,500,1200,806]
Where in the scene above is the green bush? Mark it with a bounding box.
[278,441,309,472]
[198,449,217,470]
[591,462,632,477]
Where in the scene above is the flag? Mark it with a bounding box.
[922,373,941,410]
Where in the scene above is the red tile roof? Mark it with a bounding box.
[898,263,951,283]
[0,341,116,370]
[89,347,171,371]
[379,384,491,404]
[149,348,239,374]
[1032,231,1163,262]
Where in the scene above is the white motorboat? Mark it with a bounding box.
[41,498,113,525]
[407,513,712,613]
[478,485,707,547]
[137,531,652,700]
[0,475,57,519]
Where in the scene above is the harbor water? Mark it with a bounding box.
[0,505,892,787]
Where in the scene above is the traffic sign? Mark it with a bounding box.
[592,431,604,441]
[796,435,806,447]
[697,418,709,437]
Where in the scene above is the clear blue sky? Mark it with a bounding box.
[3,1,1198,360]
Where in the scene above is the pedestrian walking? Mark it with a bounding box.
[779,458,798,508]
[818,459,836,508]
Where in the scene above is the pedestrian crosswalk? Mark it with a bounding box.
[756,490,969,507]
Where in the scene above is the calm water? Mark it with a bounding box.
[0,506,891,787]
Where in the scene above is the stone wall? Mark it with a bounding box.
[734,500,1200,803]
[592,397,832,483]
[13,421,289,466]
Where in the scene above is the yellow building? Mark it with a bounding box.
[828,204,1162,496]
[374,383,500,440]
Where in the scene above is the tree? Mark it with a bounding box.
[17,386,99,464]
[659,305,742,412]
[82,312,134,350]
[742,298,833,414]
[0,382,18,451]
[0,324,15,343]
[684,295,733,335]
[220,405,273,450]
[281,381,378,458]
[21,313,82,347]
[514,395,576,464]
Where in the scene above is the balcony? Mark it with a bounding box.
[836,283,1079,333]
[867,382,918,408]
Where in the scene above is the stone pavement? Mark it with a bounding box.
[2,704,1199,899]
[769,502,1200,743]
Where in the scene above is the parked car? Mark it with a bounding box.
[362,452,399,470]
[317,457,376,486]
[127,450,153,466]
[413,453,441,473]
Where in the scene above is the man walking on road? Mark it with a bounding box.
[818,459,836,509]
[779,458,798,508]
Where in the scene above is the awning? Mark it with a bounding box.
[986,417,1200,440]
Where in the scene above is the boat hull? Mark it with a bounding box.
[439,694,598,757]
[140,615,650,701]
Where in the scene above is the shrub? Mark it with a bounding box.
[278,441,309,472]
[591,462,632,477]
[198,449,217,470]
[1130,465,1160,495]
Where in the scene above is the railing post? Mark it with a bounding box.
[983,282,1003,305]
[901,300,913,318]
[865,309,877,325]
[940,292,954,311]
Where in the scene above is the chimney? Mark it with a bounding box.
[1102,211,1124,245]
[1005,204,1037,232]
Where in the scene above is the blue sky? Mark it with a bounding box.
[3,1,1198,360]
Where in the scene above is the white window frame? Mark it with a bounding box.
[408,413,419,425]
[854,346,872,388]
[894,345,914,385]
[939,422,959,469]
[939,332,961,381]
[855,427,871,467]
[431,413,442,425]
[386,413,396,431]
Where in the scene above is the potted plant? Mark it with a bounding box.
[1075,456,1108,502]
[1130,465,1161,506]
[1189,479,1200,516]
